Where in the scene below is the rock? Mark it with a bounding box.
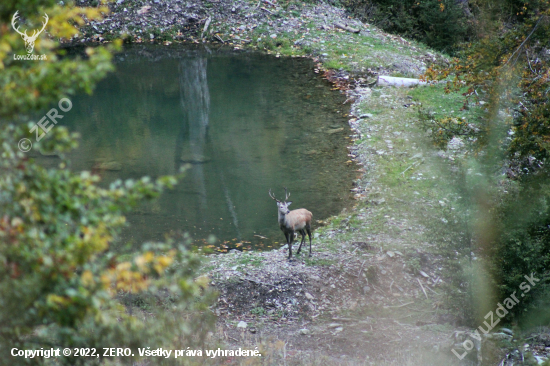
[492,332,512,341]
[386,251,395,258]
[501,328,514,336]
[372,198,385,205]
[363,286,371,294]
[447,137,464,151]
[305,292,315,300]
[419,270,430,278]
[334,327,344,333]
[328,323,342,329]
[360,113,373,119]
[299,328,311,335]
[237,321,247,329]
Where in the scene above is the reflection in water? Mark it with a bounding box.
[177,58,210,212]
[54,45,355,250]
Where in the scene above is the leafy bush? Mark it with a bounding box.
[341,0,472,53]
[0,2,216,364]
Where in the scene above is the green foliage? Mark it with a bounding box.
[490,180,550,320]
[0,4,116,118]
[424,3,550,174]
[0,122,216,366]
[418,111,481,150]
[0,1,216,364]
[250,306,266,316]
[341,0,471,52]
[415,1,550,326]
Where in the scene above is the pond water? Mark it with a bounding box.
[55,44,356,251]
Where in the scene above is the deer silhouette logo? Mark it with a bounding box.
[12,11,49,54]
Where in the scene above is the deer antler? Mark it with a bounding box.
[284,187,290,201]
[268,189,279,201]
[11,11,27,37]
[30,13,48,40]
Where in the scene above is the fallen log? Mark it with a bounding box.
[334,22,360,34]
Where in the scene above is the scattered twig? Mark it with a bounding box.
[372,284,387,297]
[389,280,394,294]
[386,301,414,308]
[393,320,414,327]
[214,34,225,43]
[331,317,356,322]
[425,284,439,295]
[262,0,277,7]
[417,278,429,300]
[357,260,366,278]
[519,101,529,111]
[261,7,275,15]
[254,234,267,239]
[334,22,360,34]
[201,16,212,39]
[505,15,544,65]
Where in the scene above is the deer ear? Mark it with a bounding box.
[287,201,292,206]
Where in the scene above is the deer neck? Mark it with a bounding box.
[278,211,288,227]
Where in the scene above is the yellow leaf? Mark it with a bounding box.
[81,270,94,286]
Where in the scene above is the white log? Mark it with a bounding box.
[377,75,430,87]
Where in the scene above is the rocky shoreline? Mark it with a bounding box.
[74,0,444,77]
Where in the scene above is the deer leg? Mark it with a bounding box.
[284,232,290,251]
[296,229,306,255]
[287,231,294,260]
[306,226,312,257]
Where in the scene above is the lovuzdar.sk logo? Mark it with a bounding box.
[11,10,48,61]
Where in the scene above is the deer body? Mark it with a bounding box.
[270,188,313,260]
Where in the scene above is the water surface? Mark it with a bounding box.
[57,44,355,250]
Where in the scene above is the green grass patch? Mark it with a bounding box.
[236,254,265,267]
[407,84,484,122]
[304,256,334,266]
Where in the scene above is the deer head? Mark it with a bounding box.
[12,11,49,54]
[269,187,292,215]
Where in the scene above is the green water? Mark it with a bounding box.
[56,44,355,251]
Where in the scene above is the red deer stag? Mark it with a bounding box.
[269,188,313,260]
